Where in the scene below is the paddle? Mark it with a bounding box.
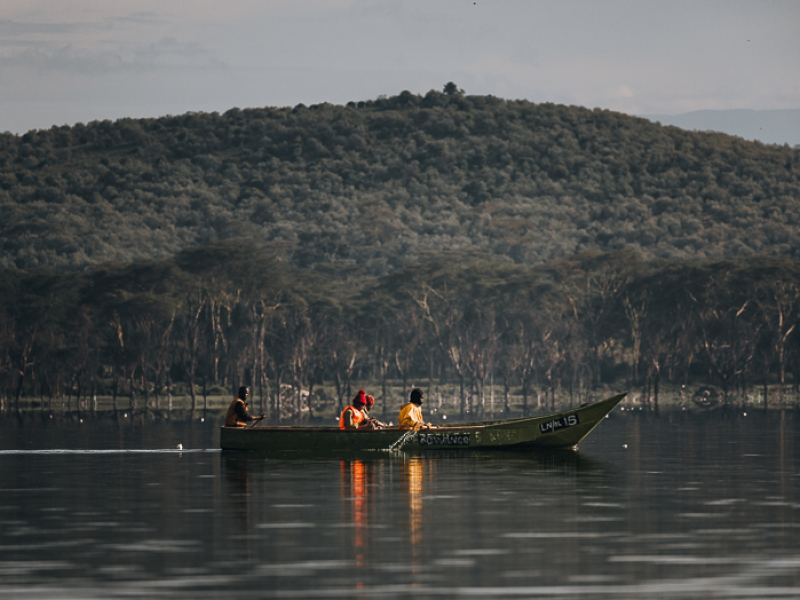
[249,415,266,427]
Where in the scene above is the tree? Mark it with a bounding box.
[751,260,800,403]
[443,82,464,96]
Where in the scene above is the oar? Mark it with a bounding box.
[249,415,266,427]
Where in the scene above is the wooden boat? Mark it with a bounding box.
[220,392,625,453]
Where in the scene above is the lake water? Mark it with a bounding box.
[1,408,799,599]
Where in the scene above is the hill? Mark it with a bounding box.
[1,89,799,273]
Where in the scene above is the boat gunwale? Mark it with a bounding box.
[220,424,488,433]
[452,392,627,427]
[220,393,627,435]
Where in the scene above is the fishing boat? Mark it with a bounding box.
[220,392,625,453]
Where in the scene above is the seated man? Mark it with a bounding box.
[363,394,388,429]
[340,389,372,430]
[224,386,264,427]
[398,388,437,430]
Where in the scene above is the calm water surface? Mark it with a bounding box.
[1,409,799,599]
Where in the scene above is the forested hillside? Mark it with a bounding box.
[2,88,799,273]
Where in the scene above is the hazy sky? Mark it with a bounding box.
[1,0,798,134]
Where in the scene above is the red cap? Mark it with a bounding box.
[353,390,367,406]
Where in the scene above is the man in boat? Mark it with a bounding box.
[224,386,265,427]
[364,394,388,428]
[398,388,437,430]
[340,390,382,430]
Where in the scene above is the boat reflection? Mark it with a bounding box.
[402,458,423,555]
[221,453,251,526]
[340,459,371,569]
[394,448,607,474]
[400,456,437,566]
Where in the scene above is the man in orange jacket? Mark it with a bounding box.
[340,390,383,430]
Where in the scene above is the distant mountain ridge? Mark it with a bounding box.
[1,91,799,273]
[640,109,800,147]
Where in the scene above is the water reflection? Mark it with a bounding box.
[402,458,424,556]
[222,453,250,527]
[3,411,800,599]
[340,459,369,569]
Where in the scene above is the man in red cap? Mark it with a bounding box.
[363,394,388,429]
[340,390,369,430]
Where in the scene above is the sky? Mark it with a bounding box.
[1,0,798,135]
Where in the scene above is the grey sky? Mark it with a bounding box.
[1,0,798,134]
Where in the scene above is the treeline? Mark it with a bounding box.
[2,87,799,273]
[2,244,799,420]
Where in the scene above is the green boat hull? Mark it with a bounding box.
[220,393,626,453]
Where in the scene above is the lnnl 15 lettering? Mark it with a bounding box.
[539,414,579,434]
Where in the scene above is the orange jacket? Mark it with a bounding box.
[340,405,366,430]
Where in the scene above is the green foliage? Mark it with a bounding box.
[1,92,798,273]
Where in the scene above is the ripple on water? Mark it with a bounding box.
[608,555,743,565]
[254,560,350,576]
[0,560,74,575]
[102,540,202,553]
[0,449,219,455]
[502,532,616,539]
